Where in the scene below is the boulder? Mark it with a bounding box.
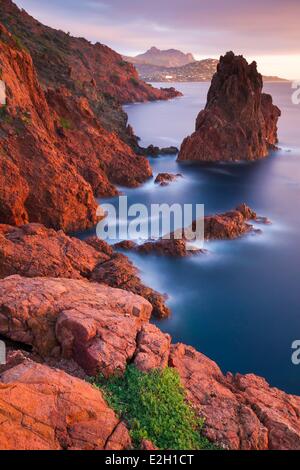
[154,173,182,186]
[134,323,171,372]
[91,252,171,318]
[0,276,152,376]
[0,360,131,450]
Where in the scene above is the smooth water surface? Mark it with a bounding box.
[103,82,300,393]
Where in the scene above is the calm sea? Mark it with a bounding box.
[92,81,300,394]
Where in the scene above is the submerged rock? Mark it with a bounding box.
[115,238,202,257]
[154,172,182,186]
[178,51,281,162]
[115,204,268,257]
[204,204,257,240]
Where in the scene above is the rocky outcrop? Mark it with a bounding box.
[0,274,299,450]
[0,24,98,231]
[115,204,266,256]
[204,204,259,240]
[0,1,181,141]
[0,223,107,279]
[137,145,178,157]
[90,251,170,318]
[155,173,182,186]
[0,2,181,230]
[134,324,171,372]
[0,224,170,318]
[169,344,300,450]
[0,276,152,376]
[46,87,153,193]
[178,51,281,162]
[0,360,131,450]
[116,238,202,257]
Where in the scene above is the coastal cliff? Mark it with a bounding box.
[0,0,181,231]
[178,51,281,162]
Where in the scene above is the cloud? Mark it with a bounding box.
[15,0,300,77]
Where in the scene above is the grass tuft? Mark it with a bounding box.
[94,365,216,450]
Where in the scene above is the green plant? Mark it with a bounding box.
[94,365,216,450]
[0,104,8,120]
[118,60,128,68]
[12,34,26,51]
[110,72,121,84]
[59,117,73,130]
[130,77,140,87]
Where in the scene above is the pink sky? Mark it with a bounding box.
[16,0,300,79]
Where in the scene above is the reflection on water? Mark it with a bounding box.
[98,82,300,394]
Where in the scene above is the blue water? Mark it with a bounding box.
[103,82,300,394]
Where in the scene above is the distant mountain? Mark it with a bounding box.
[132,59,289,83]
[123,46,195,68]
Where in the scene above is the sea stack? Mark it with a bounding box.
[178,51,281,162]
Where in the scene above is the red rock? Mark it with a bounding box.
[0,3,181,230]
[46,87,153,193]
[201,204,261,240]
[116,238,202,257]
[137,238,200,257]
[154,173,182,186]
[169,344,300,450]
[0,360,131,450]
[0,223,108,279]
[134,323,171,372]
[0,224,170,319]
[0,24,98,231]
[0,157,29,225]
[140,439,158,451]
[91,252,171,318]
[115,205,261,254]
[204,209,252,240]
[178,51,281,162]
[0,276,152,376]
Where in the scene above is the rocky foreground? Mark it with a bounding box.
[0,277,300,450]
[178,51,281,162]
[0,214,299,450]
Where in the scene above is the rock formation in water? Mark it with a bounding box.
[154,172,182,186]
[178,51,281,162]
[115,204,268,257]
[0,1,181,231]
